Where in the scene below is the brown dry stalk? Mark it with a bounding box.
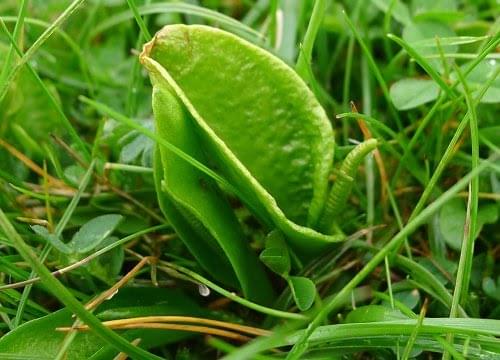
[58,316,271,337]
[113,338,142,360]
[15,217,49,227]
[85,256,155,311]
[58,322,252,342]
[0,138,67,188]
[0,247,151,291]
[25,183,81,197]
[208,296,233,310]
[57,257,156,359]
[458,191,500,200]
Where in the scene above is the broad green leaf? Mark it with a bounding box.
[345,305,408,323]
[456,59,500,104]
[394,290,420,310]
[479,126,500,147]
[439,199,499,250]
[150,83,274,305]
[439,198,466,250]
[69,214,123,253]
[371,0,411,25]
[0,310,102,360]
[259,229,291,276]
[477,204,499,227]
[411,0,462,22]
[63,164,86,187]
[402,20,457,73]
[120,132,154,165]
[288,276,316,311]
[483,276,500,302]
[142,25,340,254]
[390,79,440,110]
[31,225,72,254]
[0,287,203,360]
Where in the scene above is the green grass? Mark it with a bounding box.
[0,1,499,359]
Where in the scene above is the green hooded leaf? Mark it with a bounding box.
[141,24,340,254]
[150,83,274,305]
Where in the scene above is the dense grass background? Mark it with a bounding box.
[0,0,499,359]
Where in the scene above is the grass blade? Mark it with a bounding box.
[343,10,403,131]
[295,0,326,81]
[0,209,163,360]
[286,156,494,358]
[387,34,458,100]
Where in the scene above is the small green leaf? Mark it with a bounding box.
[455,59,500,104]
[390,78,440,110]
[87,236,124,284]
[477,204,498,229]
[439,198,466,251]
[31,225,72,254]
[63,164,86,187]
[439,199,498,251]
[69,214,123,253]
[371,0,411,25]
[482,277,500,301]
[288,276,316,311]
[119,120,155,166]
[259,230,291,276]
[479,126,500,147]
[394,290,420,310]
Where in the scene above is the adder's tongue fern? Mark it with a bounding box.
[318,139,378,234]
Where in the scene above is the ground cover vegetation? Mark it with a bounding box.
[0,0,499,359]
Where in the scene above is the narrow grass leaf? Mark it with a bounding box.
[295,0,326,81]
[387,33,457,100]
[0,209,163,360]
